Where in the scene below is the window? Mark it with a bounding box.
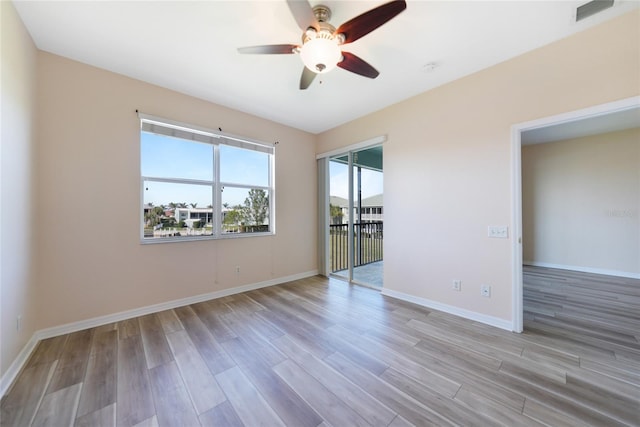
[140,113,274,242]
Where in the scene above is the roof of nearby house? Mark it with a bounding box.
[362,194,383,207]
[174,207,213,213]
[330,196,348,208]
[330,194,383,208]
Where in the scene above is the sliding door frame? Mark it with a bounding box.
[317,135,386,285]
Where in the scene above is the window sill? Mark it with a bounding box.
[140,231,274,244]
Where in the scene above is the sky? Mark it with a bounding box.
[141,131,269,207]
[329,160,383,200]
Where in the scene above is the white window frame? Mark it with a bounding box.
[139,113,275,244]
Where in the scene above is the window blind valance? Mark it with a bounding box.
[138,112,275,155]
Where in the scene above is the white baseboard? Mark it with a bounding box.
[0,269,317,398]
[381,288,514,332]
[35,269,318,340]
[523,261,640,279]
[0,335,39,398]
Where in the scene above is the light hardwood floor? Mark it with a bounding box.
[2,268,639,426]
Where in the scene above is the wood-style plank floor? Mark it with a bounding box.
[2,268,639,426]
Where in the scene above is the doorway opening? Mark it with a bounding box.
[327,145,384,288]
[511,96,639,332]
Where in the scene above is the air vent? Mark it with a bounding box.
[576,0,614,22]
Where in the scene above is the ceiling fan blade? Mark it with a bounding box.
[286,0,319,32]
[300,66,317,90]
[335,0,407,44]
[237,44,298,54]
[338,52,379,79]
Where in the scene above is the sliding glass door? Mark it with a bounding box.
[328,146,383,287]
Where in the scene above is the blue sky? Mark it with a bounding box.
[330,160,383,200]
[141,132,269,207]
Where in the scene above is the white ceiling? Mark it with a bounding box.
[13,0,640,134]
[522,106,640,145]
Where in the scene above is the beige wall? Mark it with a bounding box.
[317,11,639,322]
[34,53,318,330]
[523,128,640,276]
[2,1,638,384]
[1,1,39,376]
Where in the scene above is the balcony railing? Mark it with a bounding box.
[330,222,383,272]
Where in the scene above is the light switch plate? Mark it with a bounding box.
[488,226,508,238]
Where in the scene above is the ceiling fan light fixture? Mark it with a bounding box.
[300,37,341,74]
[237,0,407,88]
[305,27,317,39]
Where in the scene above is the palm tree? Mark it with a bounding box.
[330,203,344,225]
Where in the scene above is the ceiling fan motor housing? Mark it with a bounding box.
[300,5,343,73]
[302,4,338,45]
[313,5,331,23]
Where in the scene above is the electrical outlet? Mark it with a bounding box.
[235,266,240,273]
[16,315,22,332]
[480,285,491,297]
[452,280,462,291]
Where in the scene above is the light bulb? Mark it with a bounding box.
[300,38,342,74]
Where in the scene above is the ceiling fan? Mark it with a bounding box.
[237,0,407,90]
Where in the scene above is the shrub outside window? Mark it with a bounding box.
[140,113,274,242]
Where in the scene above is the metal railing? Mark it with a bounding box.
[330,222,383,272]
